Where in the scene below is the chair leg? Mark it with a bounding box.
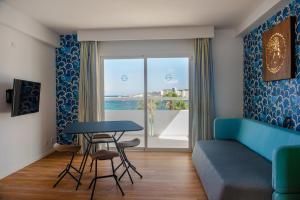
[54,153,76,188]
[89,159,94,172]
[118,165,133,183]
[114,148,127,172]
[106,142,110,150]
[123,150,143,179]
[68,171,81,184]
[129,163,143,178]
[70,165,81,173]
[90,159,97,200]
[88,177,96,189]
[118,150,134,184]
[111,159,125,196]
[114,162,123,171]
[120,150,127,168]
[57,168,66,178]
[89,144,97,172]
[53,170,67,188]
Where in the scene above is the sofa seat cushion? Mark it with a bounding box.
[192,140,272,200]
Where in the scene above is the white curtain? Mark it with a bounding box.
[191,38,215,149]
[78,41,104,153]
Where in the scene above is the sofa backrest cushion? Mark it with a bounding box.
[215,118,300,162]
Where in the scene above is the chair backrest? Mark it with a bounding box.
[214,118,300,161]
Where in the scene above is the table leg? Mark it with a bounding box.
[79,134,91,171]
[112,134,124,166]
[112,134,121,154]
[76,140,92,190]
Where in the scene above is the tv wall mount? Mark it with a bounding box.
[6,89,13,104]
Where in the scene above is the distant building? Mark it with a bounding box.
[161,88,176,96]
[132,93,143,98]
[161,88,189,98]
[177,89,189,98]
[148,91,161,97]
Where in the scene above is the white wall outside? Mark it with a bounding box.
[105,110,188,138]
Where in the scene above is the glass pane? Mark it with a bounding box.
[147,58,189,148]
[104,59,144,147]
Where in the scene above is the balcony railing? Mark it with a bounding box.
[104,97,189,148]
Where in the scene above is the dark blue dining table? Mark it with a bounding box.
[63,120,143,190]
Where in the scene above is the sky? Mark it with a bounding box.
[104,58,189,96]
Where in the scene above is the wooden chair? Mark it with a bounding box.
[89,150,124,200]
[115,138,143,183]
[89,133,115,172]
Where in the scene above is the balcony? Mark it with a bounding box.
[105,97,189,149]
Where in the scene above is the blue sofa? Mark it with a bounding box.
[192,118,300,200]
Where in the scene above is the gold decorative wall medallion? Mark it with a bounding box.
[262,16,295,81]
[265,33,287,74]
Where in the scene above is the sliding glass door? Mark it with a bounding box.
[104,57,190,150]
[104,58,145,147]
[147,58,189,149]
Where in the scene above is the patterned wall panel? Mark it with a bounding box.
[56,34,80,143]
[244,0,300,130]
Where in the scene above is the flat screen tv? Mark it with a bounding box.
[11,79,41,117]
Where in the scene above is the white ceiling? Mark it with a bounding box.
[5,0,265,34]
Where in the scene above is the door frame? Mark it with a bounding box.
[102,55,193,152]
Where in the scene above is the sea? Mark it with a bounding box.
[105,99,189,110]
[105,100,140,110]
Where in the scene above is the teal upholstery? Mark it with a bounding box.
[193,140,272,200]
[273,146,300,194]
[214,118,300,199]
[273,192,300,200]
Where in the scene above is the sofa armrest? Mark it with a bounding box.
[214,118,241,140]
[273,145,300,194]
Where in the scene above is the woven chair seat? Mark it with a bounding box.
[93,134,112,139]
[91,150,119,160]
[92,134,114,143]
[117,138,140,149]
[53,143,81,153]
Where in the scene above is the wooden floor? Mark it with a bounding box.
[0,152,207,200]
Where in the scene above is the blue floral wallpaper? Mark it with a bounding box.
[56,34,80,143]
[244,0,300,130]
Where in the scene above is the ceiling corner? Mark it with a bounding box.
[235,0,290,37]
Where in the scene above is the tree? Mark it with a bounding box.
[174,100,189,110]
[163,91,178,97]
[163,91,188,110]
[137,99,157,136]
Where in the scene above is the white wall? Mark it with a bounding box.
[0,1,59,47]
[212,29,243,118]
[100,39,194,57]
[0,24,56,179]
[78,26,214,41]
[236,0,289,36]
